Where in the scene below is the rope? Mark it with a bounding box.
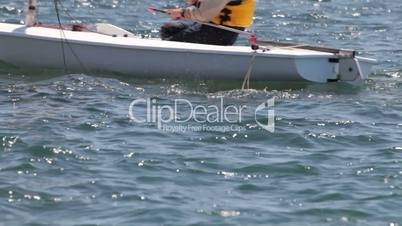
[54,0,67,71]
[56,0,80,22]
[242,52,257,90]
[52,0,88,72]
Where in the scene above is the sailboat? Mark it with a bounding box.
[0,0,376,84]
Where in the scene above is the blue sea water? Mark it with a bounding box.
[1,0,402,225]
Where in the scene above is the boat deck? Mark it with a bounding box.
[0,22,334,58]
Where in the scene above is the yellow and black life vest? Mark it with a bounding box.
[211,0,256,28]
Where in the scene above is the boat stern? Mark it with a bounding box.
[294,55,377,83]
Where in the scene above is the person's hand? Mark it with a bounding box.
[167,8,185,20]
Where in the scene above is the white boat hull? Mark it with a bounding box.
[0,23,376,83]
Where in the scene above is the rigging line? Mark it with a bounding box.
[54,0,67,71]
[53,0,88,72]
[56,0,80,23]
[57,0,107,36]
[55,1,102,35]
[242,51,257,90]
[57,1,88,72]
[57,0,133,37]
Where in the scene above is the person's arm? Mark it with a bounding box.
[167,0,232,22]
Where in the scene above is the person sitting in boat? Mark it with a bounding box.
[161,0,256,46]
